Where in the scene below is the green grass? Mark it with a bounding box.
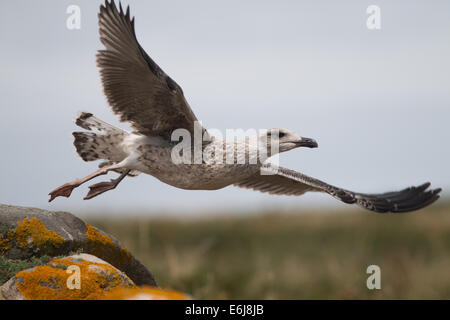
[87,202,450,299]
[0,255,54,285]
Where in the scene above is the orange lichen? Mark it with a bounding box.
[0,217,65,254]
[84,224,132,270]
[15,256,135,300]
[102,286,191,300]
[0,237,10,252]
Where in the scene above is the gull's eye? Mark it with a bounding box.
[278,132,286,138]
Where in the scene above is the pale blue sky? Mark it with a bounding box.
[0,0,449,217]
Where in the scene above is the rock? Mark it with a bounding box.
[0,204,156,286]
[0,254,135,300]
[102,286,191,300]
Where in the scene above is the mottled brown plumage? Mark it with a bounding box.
[96,0,206,140]
[235,164,441,213]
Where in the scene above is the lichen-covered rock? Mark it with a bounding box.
[1,254,135,300]
[0,204,156,286]
[102,286,191,300]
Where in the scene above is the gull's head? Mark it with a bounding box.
[259,128,318,155]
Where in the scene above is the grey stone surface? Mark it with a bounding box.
[0,204,157,286]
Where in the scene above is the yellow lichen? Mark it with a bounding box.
[84,224,132,270]
[102,286,191,300]
[0,217,65,254]
[0,237,10,252]
[15,256,135,300]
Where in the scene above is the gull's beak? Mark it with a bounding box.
[295,137,318,148]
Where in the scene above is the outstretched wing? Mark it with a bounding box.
[234,164,441,213]
[97,0,206,139]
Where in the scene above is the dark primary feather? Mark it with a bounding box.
[234,164,441,213]
[96,0,206,139]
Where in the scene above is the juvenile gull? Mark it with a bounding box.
[49,0,441,213]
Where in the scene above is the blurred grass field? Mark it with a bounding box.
[86,201,450,299]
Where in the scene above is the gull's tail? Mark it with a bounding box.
[72,112,128,163]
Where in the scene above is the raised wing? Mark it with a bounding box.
[234,164,441,213]
[97,0,206,139]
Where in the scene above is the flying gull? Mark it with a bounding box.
[49,0,441,213]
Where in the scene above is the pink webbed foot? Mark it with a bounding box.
[84,170,129,200]
[48,182,80,202]
[84,180,117,200]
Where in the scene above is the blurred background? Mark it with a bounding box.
[91,204,450,299]
[1,0,449,298]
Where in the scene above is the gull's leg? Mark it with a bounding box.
[84,170,130,200]
[48,164,118,202]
